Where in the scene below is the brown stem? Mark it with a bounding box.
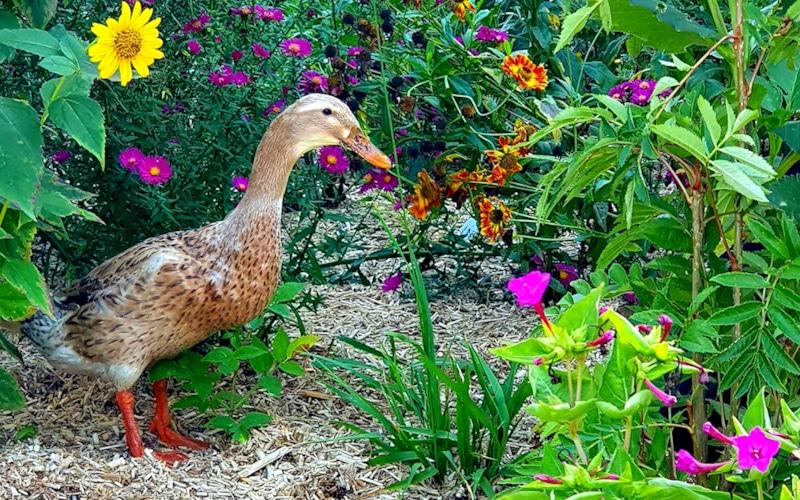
[691,185,709,474]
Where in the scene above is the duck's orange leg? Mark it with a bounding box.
[149,379,210,450]
[116,390,188,466]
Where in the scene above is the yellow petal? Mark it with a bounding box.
[132,57,150,78]
[107,18,119,31]
[99,58,119,79]
[129,2,142,26]
[141,37,163,49]
[142,17,161,31]
[140,48,163,60]
[119,2,131,27]
[97,51,118,71]
[119,60,132,86]
[130,6,152,30]
[91,22,111,38]
[87,43,107,59]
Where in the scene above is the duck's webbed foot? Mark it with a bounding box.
[115,389,189,466]
[149,379,210,450]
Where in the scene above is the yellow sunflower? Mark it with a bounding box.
[88,2,164,87]
[478,197,511,243]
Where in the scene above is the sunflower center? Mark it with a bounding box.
[489,209,505,223]
[288,43,300,53]
[114,29,143,60]
[149,166,161,177]
[499,153,518,170]
[326,155,338,165]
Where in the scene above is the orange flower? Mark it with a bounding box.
[501,54,548,91]
[408,170,442,220]
[451,0,476,21]
[445,168,485,200]
[478,197,511,243]
[484,136,526,186]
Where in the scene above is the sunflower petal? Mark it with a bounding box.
[132,57,150,78]
[130,6,152,30]
[119,2,131,27]
[119,60,132,86]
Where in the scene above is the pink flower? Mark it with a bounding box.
[231,50,244,62]
[702,422,734,445]
[346,75,360,86]
[119,148,145,171]
[587,330,614,348]
[507,271,550,308]
[347,46,364,56]
[475,26,508,43]
[679,359,709,385]
[675,450,730,475]
[138,156,172,184]
[231,71,249,86]
[232,176,248,192]
[622,291,638,304]
[281,38,312,57]
[382,272,403,292]
[209,71,231,86]
[252,43,270,58]
[255,6,284,21]
[375,171,398,191]
[51,150,71,164]
[263,99,285,116]
[732,427,781,473]
[658,314,673,342]
[533,474,563,485]
[187,40,202,54]
[318,146,349,174]
[643,378,677,407]
[298,70,327,94]
[532,357,544,366]
[554,263,578,288]
[183,10,211,34]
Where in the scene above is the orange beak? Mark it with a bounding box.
[342,127,392,169]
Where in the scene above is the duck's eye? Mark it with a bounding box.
[323,108,332,116]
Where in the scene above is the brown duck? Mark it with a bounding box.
[5,94,391,464]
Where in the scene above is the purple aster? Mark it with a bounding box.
[263,99,285,116]
[346,75,360,86]
[554,263,578,288]
[187,39,202,54]
[375,170,398,191]
[281,38,312,57]
[475,26,508,43]
[183,10,211,34]
[252,43,270,58]
[138,156,172,184]
[119,148,145,171]
[231,71,249,86]
[347,59,358,69]
[161,105,172,113]
[209,71,231,87]
[318,146,349,174]
[256,6,284,21]
[347,47,364,56]
[232,176,248,192]
[51,150,71,164]
[631,88,653,106]
[231,50,244,62]
[732,427,781,473]
[298,71,328,94]
[237,5,253,16]
[622,291,638,304]
[382,272,403,292]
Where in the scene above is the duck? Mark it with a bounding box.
[4,93,391,465]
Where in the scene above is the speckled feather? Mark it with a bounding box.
[18,94,379,391]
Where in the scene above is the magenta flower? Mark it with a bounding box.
[643,378,677,407]
[631,89,652,106]
[187,39,202,54]
[231,50,244,62]
[231,71,249,86]
[587,330,614,348]
[298,70,328,94]
[51,150,71,164]
[533,474,563,485]
[382,272,403,292]
[347,46,364,56]
[678,359,709,385]
[209,71,231,86]
[256,6,284,21]
[183,10,211,34]
[138,156,172,184]
[554,263,578,288]
[675,450,730,475]
[119,147,145,171]
[532,357,544,366]
[702,422,734,445]
[347,59,358,70]
[263,99,285,116]
[232,176,248,192]
[237,5,253,16]
[475,26,508,43]
[346,75,360,86]
[658,314,673,342]
[507,271,550,308]
[281,38,312,57]
[622,291,638,304]
[318,146,349,174]
[733,427,781,473]
[252,43,270,59]
[376,171,398,191]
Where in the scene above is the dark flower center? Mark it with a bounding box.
[115,29,143,59]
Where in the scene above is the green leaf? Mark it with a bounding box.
[0,369,24,411]
[747,218,790,261]
[38,55,78,75]
[706,301,762,326]
[59,33,88,65]
[147,359,177,383]
[527,399,596,423]
[269,282,307,303]
[709,160,768,203]
[272,327,289,361]
[650,124,708,161]
[680,321,718,353]
[596,390,652,418]
[554,3,601,53]
[40,74,93,109]
[239,411,272,430]
[763,334,800,374]
[774,122,800,153]
[0,98,44,219]
[697,95,721,144]
[12,0,57,29]
[286,334,320,359]
[758,353,787,393]
[0,331,24,363]
[258,375,282,397]
[742,388,770,429]
[0,12,21,63]
[1,259,48,313]
[0,28,59,56]
[15,424,37,440]
[0,281,35,321]
[605,0,715,53]
[279,360,305,376]
[767,304,800,344]
[773,284,800,311]
[204,415,237,431]
[232,345,268,360]
[769,174,800,221]
[719,146,775,178]
[202,346,234,364]
[48,95,105,168]
[710,272,770,289]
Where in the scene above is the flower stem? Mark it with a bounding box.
[566,358,574,406]
[576,358,584,402]
[570,420,588,465]
[756,478,764,500]
[623,415,633,452]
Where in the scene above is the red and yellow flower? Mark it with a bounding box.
[407,170,442,220]
[478,197,511,243]
[451,0,476,21]
[484,135,527,186]
[444,168,485,200]
[502,54,548,91]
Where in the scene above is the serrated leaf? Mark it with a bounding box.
[233,345,268,360]
[38,55,78,75]
[0,259,49,312]
[773,284,800,311]
[706,301,762,326]
[48,95,105,168]
[0,13,21,63]
[650,124,708,161]
[202,347,234,364]
[758,353,788,393]
[697,95,721,144]
[286,334,320,359]
[680,321,718,353]
[554,3,601,54]
[0,369,24,411]
[732,108,759,135]
[763,334,800,374]
[710,272,770,289]
[719,146,775,177]
[0,98,44,219]
[709,160,768,203]
[272,327,289,361]
[147,359,177,383]
[0,28,59,56]
[774,122,800,153]
[40,74,93,109]
[769,304,800,344]
[742,388,770,429]
[747,218,790,260]
[605,0,715,53]
[239,411,272,430]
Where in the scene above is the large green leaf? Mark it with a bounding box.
[1,259,49,312]
[12,0,57,29]
[554,2,602,53]
[709,160,769,203]
[0,368,24,411]
[38,55,79,75]
[48,95,105,168]
[747,218,790,261]
[0,282,35,321]
[774,122,800,153]
[0,12,21,63]
[706,301,763,326]
[40,74,93,109]
[604,0,715,54]
[710,272,771,289]
[0,28,59,56]
[0,331,24,363]
[768,174,800,220]
[650,124,708,162]
[0,98,44,219]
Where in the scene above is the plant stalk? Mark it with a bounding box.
[690,185,709,470]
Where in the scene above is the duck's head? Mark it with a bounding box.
[280,93,392,169]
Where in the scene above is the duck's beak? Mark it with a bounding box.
[342,126,392,169]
